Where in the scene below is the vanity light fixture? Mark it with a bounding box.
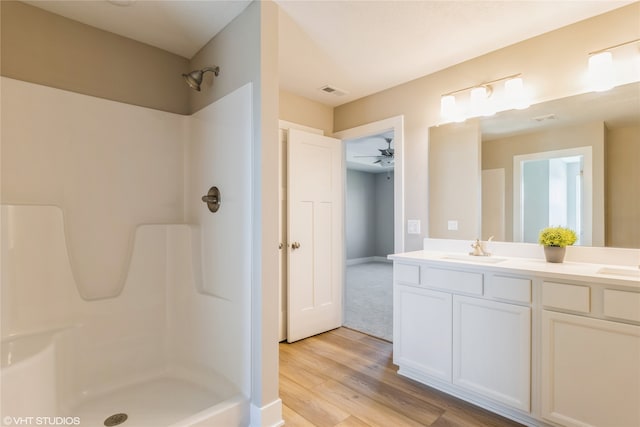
[588,51,614,92]
[504,77,530,110]
[440,73,528,123]
[588,38,640,92]
[440,94,463,123]
[469,85,495,117]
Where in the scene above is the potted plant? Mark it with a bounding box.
[538,226,577,263]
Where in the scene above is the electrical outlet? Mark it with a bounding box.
[407,219,421,235]
[447,220,458,231]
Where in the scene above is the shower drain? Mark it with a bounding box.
[104,413,128,426]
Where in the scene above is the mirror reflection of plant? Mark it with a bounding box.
[538,226,577,247]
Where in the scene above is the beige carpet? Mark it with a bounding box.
[344,261,393,342]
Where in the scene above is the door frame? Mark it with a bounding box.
[513,146,594,245]
[333,115,405,255]
[277,117,404,341]
[334,116,405,329]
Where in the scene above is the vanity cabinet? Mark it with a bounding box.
[393,262,532,417]
[541,283,640,427]
[392,255,640,427]
[394,284,452,381]
[453,295,531,412]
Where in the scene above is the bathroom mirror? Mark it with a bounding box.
[429,81,640,248]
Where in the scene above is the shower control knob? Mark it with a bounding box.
[291,242,301,250]
[201,186,221,213]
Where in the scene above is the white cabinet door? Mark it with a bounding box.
[394,284,452,381]
[542,310,640,427]
[453,295,531,412]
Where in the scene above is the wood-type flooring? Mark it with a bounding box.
[279,327,524,427]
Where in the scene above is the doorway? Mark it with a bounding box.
[344,131,395,340]
[513,146,593,245]
[334,116,404,342]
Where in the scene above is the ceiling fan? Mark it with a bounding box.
[354,137,394,166]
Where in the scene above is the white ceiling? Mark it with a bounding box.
[276,0,633,106]
[23,0,633,108]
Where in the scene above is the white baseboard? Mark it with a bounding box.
[250,399,284,427]
[346,256,393,266]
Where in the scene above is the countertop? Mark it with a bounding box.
[389,250,640,288]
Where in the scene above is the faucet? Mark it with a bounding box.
[469,236,493,256]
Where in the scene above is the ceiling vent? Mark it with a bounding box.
[532,113,557,122]
[319,85,348,96]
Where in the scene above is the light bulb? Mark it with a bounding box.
[440,95,461,122]
[504,77,530,110]
[469,86,495,117]
[588,51,614,92]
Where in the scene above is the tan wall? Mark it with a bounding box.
[482,121,606,243]
[0,1,190,114]
[189,3,261,114]
[279,89,333,134]
[429,121,481,239]
[606,124,640,248]
[333,3,640,250]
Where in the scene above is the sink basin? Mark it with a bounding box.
[442,254,508,264]
[596,266,640,278]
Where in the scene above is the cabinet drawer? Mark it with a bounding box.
[394,263,420,284]
[603,289,640,323]
[542,282,590,313]
[486,276,531,303]
[421,266,483,295]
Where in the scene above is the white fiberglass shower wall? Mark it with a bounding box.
[0,77,252,426]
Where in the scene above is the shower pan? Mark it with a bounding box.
[0,77,253,427]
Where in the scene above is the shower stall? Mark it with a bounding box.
[1,77,253,426]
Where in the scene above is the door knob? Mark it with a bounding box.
[291,242,301,249]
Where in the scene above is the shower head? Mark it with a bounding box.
[182,66,220,91]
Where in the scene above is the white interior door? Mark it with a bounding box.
[287,129,343,343]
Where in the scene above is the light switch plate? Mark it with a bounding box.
[407,219,421,234]
[447,220,458,231]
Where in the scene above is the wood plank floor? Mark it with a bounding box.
[279,328,524,427]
